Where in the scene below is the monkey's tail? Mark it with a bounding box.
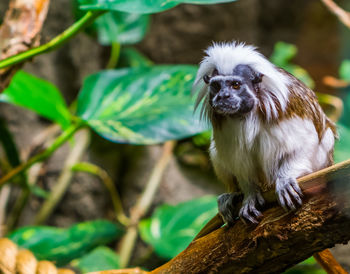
[313,249,348,274]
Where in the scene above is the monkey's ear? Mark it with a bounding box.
[203,68,219,84]
[252,72,263,84]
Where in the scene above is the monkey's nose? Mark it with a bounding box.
[216,92,230,101]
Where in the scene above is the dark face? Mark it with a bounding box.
[204,65,262,116]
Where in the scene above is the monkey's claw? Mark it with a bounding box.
[276,177,303,211]
[239,193,265,224]
[217,192,243,226]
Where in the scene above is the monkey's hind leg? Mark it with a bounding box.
[217,192,243,226]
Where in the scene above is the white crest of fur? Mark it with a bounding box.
[192,41,292,121]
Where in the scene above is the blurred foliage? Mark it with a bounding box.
[284,257,325,274]
[192,130,211,147]
[8,220,124,266]
[333,59,350,162]
[0,0,223,270]
[77,0,236,14]
[118,47,153,68]
[76,66,208,144]
[139,196,217,259]
[270,41,315,88]
[71,246,120,273]
[0,118,21,168]
[339,59,350,128]
[92,11,150,45]
[339,59,350,81]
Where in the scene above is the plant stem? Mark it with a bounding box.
[72,162,130,226]
[6,188,30,231]
[6,125,61,230]
[0,10,106,69]
[0,122,83,187]
[0,185,10,236]
[106,42,121,69]
[119,141,176,268]
[33,129,90,225]
[135,141,176,216]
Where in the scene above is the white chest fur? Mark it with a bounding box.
[210,115,334,193]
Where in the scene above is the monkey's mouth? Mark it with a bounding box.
[211,100,255,116]
[212,102,240,115]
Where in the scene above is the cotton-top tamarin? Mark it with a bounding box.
[193,42,337,224]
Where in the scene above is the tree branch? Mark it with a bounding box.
[0,0,50,92]
[321,0,350,29]
[151,159,350,273]
[0,10,106,71]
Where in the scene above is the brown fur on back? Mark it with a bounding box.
[257,68,337,143]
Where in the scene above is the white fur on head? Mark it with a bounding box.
[193,41,292,121]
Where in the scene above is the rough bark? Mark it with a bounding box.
[0,0,50,92]
[151,159,350,274]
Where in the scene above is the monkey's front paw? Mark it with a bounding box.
[239,193,265,224]
[276,177,303,211]
[217,192,243,226]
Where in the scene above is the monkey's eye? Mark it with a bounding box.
[203,75,210,84]
[231,81,241,90]
[210,81,221,93]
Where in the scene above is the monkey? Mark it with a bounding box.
[193,41,337,225]
[191,41,346,271]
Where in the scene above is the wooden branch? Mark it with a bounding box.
[89,268,148,274]
[321,0,350,29]
[0,0,50,92]
[323,76,350,89]
[151,159,350,273]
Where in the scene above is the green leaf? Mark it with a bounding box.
[0,118,28,187]
[139,196,217,259]
[118,47,153,68]
[192,130,211,146]
[78,0,236,14]
[270,41,297,66]
[76,66,208,145]
[71,246,120,273]
[0,71,71,128]
[339,59,350,81]
[334,124,350,163]
[283,64,315,89]
[29,185,49,199]
[0,118,21,167]
[284,257,325,274]
[270,42,314,89]
[8,220,124,266]
[93,11,149,45]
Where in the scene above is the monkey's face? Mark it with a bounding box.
[204,65,262,117]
